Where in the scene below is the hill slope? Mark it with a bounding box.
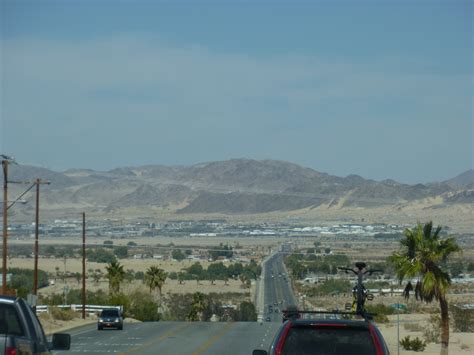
[6,159,473,217]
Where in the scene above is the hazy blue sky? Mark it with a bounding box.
[1,0,472,184]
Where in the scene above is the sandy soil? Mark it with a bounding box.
[9,256,236,274]
[379,314,473,355]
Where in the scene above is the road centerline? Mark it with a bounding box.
[192,322,236,355]
[120,322,191,354]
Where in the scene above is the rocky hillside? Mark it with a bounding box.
[5,159,473,217]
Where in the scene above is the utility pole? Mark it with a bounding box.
[33,179,50,309]
[82,212,86,319]
[1,155,17,295]
[2,159,8,295]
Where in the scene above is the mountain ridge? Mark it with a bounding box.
[6,159,473,217]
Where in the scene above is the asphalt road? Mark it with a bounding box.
[57,253,294,354]
[56,321,281,354]
[263,253,297,322]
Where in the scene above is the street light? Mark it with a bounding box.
[0,200,28,206]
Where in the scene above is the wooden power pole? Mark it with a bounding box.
[82,212,86,319]
[2,159,8,295]
[33,179,50,309]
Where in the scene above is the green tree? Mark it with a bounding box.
[105,260,126,294]
[172,249,186,261]
[238,301,257,321]
[390,222,460,354]
[128,290,160,321]
[114,246,128,259]
[145,266,168,298]
[187,262,204,279]
[88,248,116,263]
[467,262,474,272]
[207,262,228,280]
[291,262,307,279]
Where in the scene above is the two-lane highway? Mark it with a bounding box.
[57,251,295,354]
[263,252,297,322]
[57,321,281,354]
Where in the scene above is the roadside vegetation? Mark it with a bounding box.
[390,221,460,354]
[32,258,259,322]
[167,260,261,287]
[40,288,256,322]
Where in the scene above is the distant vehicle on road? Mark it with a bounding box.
[98,308,123,330]
[253,311,390,355]
[265,316,272,322]
[0,295,71,355]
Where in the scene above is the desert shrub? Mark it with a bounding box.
[404,322,424,332]
[162,293,193,321]
[365,303,394,323]
[134,271,145,280]
[306,279,351,296]
[51,307,77,321]
[400,336,426,352]
[3,268,49,297]
[237,301,257,321]
[87,248,116,263]
[423,314,441,343]
[372,313,389,323]
[128,290,160,321]
[451,305,474,332]
[107,292,131,318]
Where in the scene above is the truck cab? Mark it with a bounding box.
[0,295,70,355]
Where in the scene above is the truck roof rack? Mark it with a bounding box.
[282,309,376,322]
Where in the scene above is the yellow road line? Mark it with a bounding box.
[120,322,191,354]
[192,322,236,355]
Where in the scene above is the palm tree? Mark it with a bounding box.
[145,266,167,298]
[390,221,460,354]
[105,260,125,294]
[187,292,207,321]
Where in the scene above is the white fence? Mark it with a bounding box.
[35,304,122,314]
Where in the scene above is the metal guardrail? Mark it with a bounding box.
[35,304,122,314]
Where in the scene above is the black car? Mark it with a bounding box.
[97,308,123,330]
[253,313,390,355]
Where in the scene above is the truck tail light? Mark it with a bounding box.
[6,347,17,355]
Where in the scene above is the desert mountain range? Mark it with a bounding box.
[6,159,473,221]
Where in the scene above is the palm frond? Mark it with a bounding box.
[403,281,413,300]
